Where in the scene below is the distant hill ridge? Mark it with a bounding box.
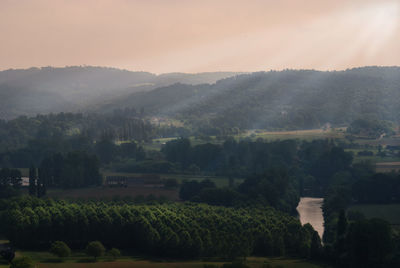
[0,66,241,119]
[98,66,400,130]
[1,66,400,131]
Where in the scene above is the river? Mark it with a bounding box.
[296,197,324,238]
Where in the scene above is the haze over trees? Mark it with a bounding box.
[99,67,400,131]
[0,66,240,119]
[0,65,399,267]
[1,66,400,133]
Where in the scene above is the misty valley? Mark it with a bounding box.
[0,66,399,268]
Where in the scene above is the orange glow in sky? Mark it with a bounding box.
[0,0,399,73]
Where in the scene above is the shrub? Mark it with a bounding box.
[50,241,71,258]
[10,257,34,268]
[86,241,105,261]
[107,248,121,261]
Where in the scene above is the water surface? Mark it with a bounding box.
[297,197,324,238]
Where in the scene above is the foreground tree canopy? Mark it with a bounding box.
[0,197,319,259]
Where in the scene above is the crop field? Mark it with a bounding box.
[352,154,400,164]
[143,137,179,151]
[102,170,243,188]
[375,162,400,173]
[348,203,400,225]
[145,128,348,151]
[341,147,400,164]
[353,136,400,147]
[45,171,241,201]
[161,174,244,188]
[239,128,346,141]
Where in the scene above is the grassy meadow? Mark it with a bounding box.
[146,128,347,151]
[348,203,400,225]
[375,162,400,173]
[43,171,242,201]
[239,128,346,142]
[0,239,329,268]
[0,254,330,268]
[102,170,243,188]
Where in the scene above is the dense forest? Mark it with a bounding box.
[0,67,239,119]
[0,112,156,167]
[320,169,400,267]
[163,138,353,201]
[323,167,400,242]
[1,67,400,132]
[105,67,400,131]
[0,197,321,259]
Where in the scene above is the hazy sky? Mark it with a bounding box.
[1,0,399,73]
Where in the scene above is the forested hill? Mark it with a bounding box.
[102,66,400,130]
[2,66,400,130]
[0,66,239,119]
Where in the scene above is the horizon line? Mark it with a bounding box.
[1,64,400,75]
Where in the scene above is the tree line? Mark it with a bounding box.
[0,197,321,259]
[163,138,352,190]
[319,164,400,267]
[179,168,300,214]
[0,112,155,168]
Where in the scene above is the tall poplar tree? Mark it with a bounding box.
[28,166,37,196]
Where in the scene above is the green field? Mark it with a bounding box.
[145,128,348,151]
[0,254,329,268]
[348,203,400,225]
[0,239,329,268]
[143,137,180,151]
[341,146,400,165]
[102,170,243,188]
[161,174,244,188]
[44,171,242,201]
[238,128,345,142]
[375,162,400,173]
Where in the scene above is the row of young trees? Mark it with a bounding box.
[0,197,321,259]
